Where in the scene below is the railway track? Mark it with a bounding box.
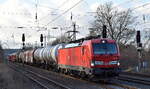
[8,62,139,89]
[104,80,138,89]
[8,62,71,89]
[63,74,138,89]
[9,62,114,89]
[118,72,150,85]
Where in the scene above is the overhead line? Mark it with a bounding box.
[44,0,84,27]
[113,0,150,11]
[87,1,150,13]
[113,0,136,8]
[36,0,70,22]
[57,0,70,8]
[44,0,150,27]
[132,2,150,10]
[38,4,63,10]
[85,0,141,13]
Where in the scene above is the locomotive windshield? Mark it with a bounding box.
[93,43,117,55]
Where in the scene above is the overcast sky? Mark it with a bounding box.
[0,0,150,49]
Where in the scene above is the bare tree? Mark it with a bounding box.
[90,2,136,44]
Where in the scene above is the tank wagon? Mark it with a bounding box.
[8,38,120,79]
[8,53,17,62]
[23,49,35,64]
[33,44,65,67]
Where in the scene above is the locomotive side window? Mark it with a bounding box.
[93,43,117,55]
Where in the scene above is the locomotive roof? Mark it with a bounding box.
[90,38,116,43]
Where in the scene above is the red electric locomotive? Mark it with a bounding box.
[58,38,120,78]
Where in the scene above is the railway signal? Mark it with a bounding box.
[102,25,107,38]
[22,33,25,42]
[136,31,141,44]
[136,31,144,70]
[136,31,142,50]
[22,33,25,49]
[40,34,43,47]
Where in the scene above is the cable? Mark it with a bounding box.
[85,0,142,14]
[39,0,145,24]
[132,2,150,10]
[113,0,140,9]
[131,2,150,23]
[57,0,70,8]
[38,4,63,11]
[0,12,31,15]
[38,0,71,22]
[44,0,84,27]
[112,0,150,11]
[36,5,66,22]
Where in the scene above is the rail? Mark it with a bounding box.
[8,62,71,89]
[118,72,150,85]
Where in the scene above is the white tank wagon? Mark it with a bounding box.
[32,44,65,65]
[33,48,44,63]
[24,51,28,63]
[19,44,65,68]
[50,44,65,63]
[18,51,25,63]
[33,46,57,64]
[15,51,21,62]
[45,47,52,61]
[40,46,53,63]
[25,49,35,64]
[21,51,29,63]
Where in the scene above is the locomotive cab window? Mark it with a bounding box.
[93,43,117,55]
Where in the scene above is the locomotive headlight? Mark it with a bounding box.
[91,61,95,66]
[102,40,106,43]
[117,62,120,66]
